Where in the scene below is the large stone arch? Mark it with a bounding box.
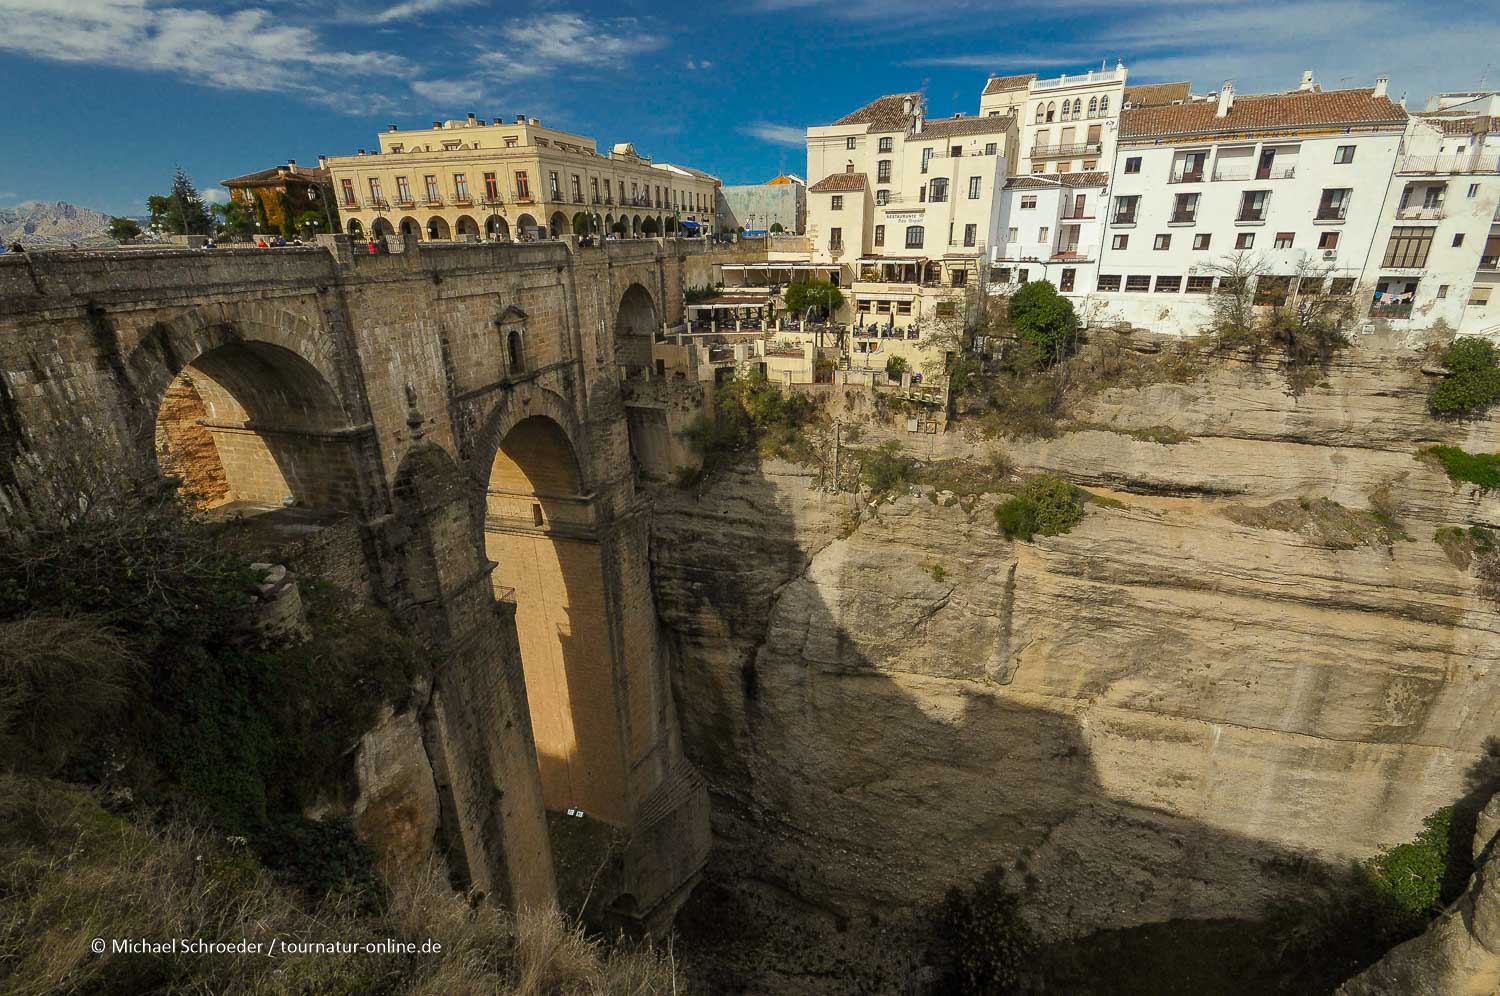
[466,384,592,497]
[548,211,568,239]
[455,215,480,239]
[485,214,509,241]
[614,282,658,378]
[399,216,421,241]
[427,216,452,241]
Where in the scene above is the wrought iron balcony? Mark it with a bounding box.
[1396,206,1445,221]
[1030,142,1102,158]
[1169,169,1206,184]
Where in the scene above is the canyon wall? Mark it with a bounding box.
[650,342,1500,983]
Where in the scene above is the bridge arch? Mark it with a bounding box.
[614,282,658,377]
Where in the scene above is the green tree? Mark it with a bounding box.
[931,866,1037,994]
[994,474,1085,541]
[770,222,784,233]
[783,279,845,321]
[886,355,908,382]
[147,166,212,235]
[1007,280,1079,366]
[210,199,255,240]
[1429,337,1500,418]
[107,217,142,241]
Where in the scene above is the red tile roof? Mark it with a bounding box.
[1004,171,1110,190]
[1425,115,1495,135]
[221,164,329,187]
[808,172,868,193]
[983,73,1036,95]
[833,92,921,131]
[1124,81,1192,107]
[920,114,1013,138]
[1120,87,1407,140]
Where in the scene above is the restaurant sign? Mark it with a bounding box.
[885,211,926,224]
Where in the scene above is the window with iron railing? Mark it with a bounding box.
[1316,188,1351,221]
[341,179,356,207]
[396,176,412,204]
[454,174,470,202]
[424,175,440,203]
[1112,195,1138,224]
[1238,190,1269,222]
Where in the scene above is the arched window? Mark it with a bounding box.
[1061,101,1071,121]
[1072,98,1082,117]
[1034,104,1045,124]
[1046,101,1056,122]
[508,329,525,373]
[1088,97,1098,116]
[1099,96,1110,115]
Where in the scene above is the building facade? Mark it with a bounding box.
[716,174,806,234]
[1087,76,1409,334]
[998,65,1127,176]
[221,161,335,237]
[992,172,1111,304]
[324,114,719,244]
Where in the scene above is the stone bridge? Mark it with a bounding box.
[0,238,709,927]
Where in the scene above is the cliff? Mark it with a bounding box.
[650,344,1500,989]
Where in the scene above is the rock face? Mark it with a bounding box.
[351,704,441,877]
[1338,792,1500,996]
[650,347,1500,983]
[0,201,113,247]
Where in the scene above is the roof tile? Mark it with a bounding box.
[1004,171,1110,190]
[832,92,920,131]
[808,172,868,193]
[920,114,1013,138]
[983,73,1036,95]
[1120,87,1407,139]
[1124,81,1192,107]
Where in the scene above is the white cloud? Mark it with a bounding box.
[480,12,664,78]
[201,187,230,204]
[740,122,806,147]
[412,78,487,104]
[0,0,410,106]
[370,0,480,23]
[685,59,714,70]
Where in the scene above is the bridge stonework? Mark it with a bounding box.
[0,239,707,929]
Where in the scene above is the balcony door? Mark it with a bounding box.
[1256,149,1276,180]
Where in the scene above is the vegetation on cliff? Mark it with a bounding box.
[678,369,819,488]
[993,475,1086,541]
[1426,337,1500,418]
[1422,444,1500,490]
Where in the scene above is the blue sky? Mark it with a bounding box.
[0,0,1496,217]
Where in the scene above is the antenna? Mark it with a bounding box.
[1478,63,1492,90]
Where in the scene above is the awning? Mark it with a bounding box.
[679,220,701,231]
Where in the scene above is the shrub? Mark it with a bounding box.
[930,866,1036,995]
[886,355,908,382]
[686,371,819,482]
[1007,280,1079,367]
[1428,338,1500,418]
[862,440,919,494]
[1362,807,1459,931]
[1423,445,1500,490]
[995,475,1085,541]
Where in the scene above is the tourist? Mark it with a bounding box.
[367,239,378,255]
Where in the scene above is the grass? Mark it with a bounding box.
[1433,525,1495,570]
[0,776,685,996]
[1222,496,1409,550]
[1421,445,1500,490]
[1061,420,1192,445]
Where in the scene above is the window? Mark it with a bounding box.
[1238,190,1269,222]
[879,136,893,153]
[1317,188,1351,221]
[505,136,518,148]
[875,190,889,206]
[590,177,599,202]
[905,225,924,248]
[1007,227,1018,241]
[964,224,977,247]
[1153,233,1171,250]
[874,225,885,246]
[897,301,912,315]
[1155,275,1182,293]
[1099,96,1109,115]
[1035,105,1045,124]
[1111,233,1129,250]
[507,330,525,374]
[1329,278,1355,295]
[1059,267,1076,291]
[548,171,562,199]
[1061,100,1071,121]
[1453,233,1465,247]
[395,176,412,203]
[1236,232,1254,249]
[1319,231,1340,250]
[845,161,854,175]
[1020,195,1037,209]
[1469,286,1492,307]
[368,177,383,203]
[1112,195,1138,224]
[484,172,499,201]
[1255,275,1293,307]
[1124,156,1142,174]
[830,228,843,250]
[921,147,934,172]
[1334,145,1355,164]
[877,160,892,183]
[1437,284,1449,299]
[340,178,356,207]
[969,176,982,199]
[1382,226,1435,268]
[950,145,962,158]
[1047,101,1056,122]
[1469,183,1481,198]
[846,137,857,150]
[1097,274,1122,291]
[858,299,872,313]
[1072,98,1082,118]
[831,195,843,210]
[1273,232,1295,249]
[1125,275,1151,292]
[515,171,531,199]
[951,269,968,287]
[1088,97,1098,117]
[1038,226,1050,242]
[930,178,949,202]
[1186,276,1215,294]
[1172,192,1199,223]
[424,175,440,201]
[985,142,997,155]
[571,174,582,200]
[1193,233,1212,250]
[1031,163,1046,174]
[454,174,470,201]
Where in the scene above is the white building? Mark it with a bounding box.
[800,92,1016,373]
[992,172,1111,305]
[1362,97,1500,334]
[1087,74,1409,334]
[989,64,1127,176]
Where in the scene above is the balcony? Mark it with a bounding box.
[1110,213,1137,226]
[1169,211,1198,224]
[452,195,473,207]
[1370,301,1413,319]
[1237,211,1268,224]
[1060,210,1095,220]
[424,196,444,207]
[363,199,389,211]
[481,195,504,208]
[1052,243,1097,260]
[573,194,585,203]
[1398,153,1500,175]
[1169,169,1206,184]
[1396,206,1445,221]
[515,193,535,204]
[1315,206,1349,222]
[1030,142,1102,159]
[1480,256,1500,271]
[1210,165,1296,181]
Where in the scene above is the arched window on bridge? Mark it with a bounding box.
[495,305,528,378]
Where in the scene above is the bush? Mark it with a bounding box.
[1428,338,1500,418]
[686,371,818,483]
[886,355,908,382]
[1362,807,1462,931]
[1007,281,1079,367]
[861,440,919,494]
[1423,445,1500,490]
[930,866,1036,995]
[995,475,1086,541]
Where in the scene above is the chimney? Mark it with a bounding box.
[1299,70,1314,91]
[1216,81,1235,118]
[432,120,442,128]
[317,155,328,169]
[357,148,366,156]
[516,114,526,124]
[388,123,397,131]
[528,117,539,126]
[287,158,296,168]
[1374,75,1389,98]
[467,112,476,124]
[902,96,913,115]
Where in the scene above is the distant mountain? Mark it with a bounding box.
[0,201,117,247]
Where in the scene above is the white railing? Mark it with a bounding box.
[1397,153,1500,175]
[1032,67,1126,91]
